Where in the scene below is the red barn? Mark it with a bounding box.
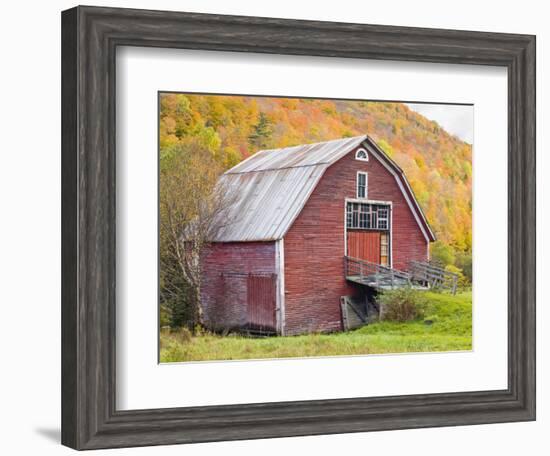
[201,135,436,335]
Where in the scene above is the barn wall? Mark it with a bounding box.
[283,146,428,335]
[200,241,277,331]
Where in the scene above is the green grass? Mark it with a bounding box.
[160,291,472,362]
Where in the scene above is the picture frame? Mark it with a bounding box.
[61,5,536,450]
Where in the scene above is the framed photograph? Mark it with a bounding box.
[61,5,536,450]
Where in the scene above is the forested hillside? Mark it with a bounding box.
[159,93,472,278]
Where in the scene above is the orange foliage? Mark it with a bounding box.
[159,94,472,252]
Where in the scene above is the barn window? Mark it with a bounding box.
[346,202,390,231]
[377,208,389,230]
[357,172,368,199]
[380,233,389,266]
[355,148,369,161]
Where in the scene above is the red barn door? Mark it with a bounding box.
[246,274,277,331]
[347,231,381,264]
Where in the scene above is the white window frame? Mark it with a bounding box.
[355,147,369,161]
[356,171,368,199]
[377,207,389,230]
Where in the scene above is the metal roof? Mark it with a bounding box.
[228,135,367,174]
[213,136,366,242]
[212,135,435,243]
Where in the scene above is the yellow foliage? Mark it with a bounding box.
[159,94,472,254]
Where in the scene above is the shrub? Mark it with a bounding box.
[377,288,428,322]
[430,241,456,267]
[455,251,472,284]
[445,264,469,290]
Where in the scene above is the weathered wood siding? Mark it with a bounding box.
[200,242,277,331]
[247,274,277,331]
[283,147,428,335]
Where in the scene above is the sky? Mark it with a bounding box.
[406,103,474,144]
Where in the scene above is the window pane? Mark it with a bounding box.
[346,203,390,231]
[357,173,367,199]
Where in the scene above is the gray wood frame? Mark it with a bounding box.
[61,5,536,450]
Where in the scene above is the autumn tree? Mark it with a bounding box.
[159,140,234,329]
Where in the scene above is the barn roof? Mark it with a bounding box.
[213,135,435,243]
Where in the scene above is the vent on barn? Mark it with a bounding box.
[246,273,277,334]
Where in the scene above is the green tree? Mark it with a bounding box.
[430,240,456,267]
[445,264,469,290]
[455,250,473,283]
[248,112,273,149]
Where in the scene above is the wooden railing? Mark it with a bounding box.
[409,260,458,294]
[344,256,411,289]
[344,257,458,294]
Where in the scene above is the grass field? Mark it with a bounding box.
[160,291,472,363]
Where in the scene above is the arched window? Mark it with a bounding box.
[355,148,369,161]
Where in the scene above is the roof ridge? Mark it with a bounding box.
[225,162,332,175]
[254,134,367,154]
[225,135,368,175]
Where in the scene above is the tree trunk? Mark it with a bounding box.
[192,285,204,329]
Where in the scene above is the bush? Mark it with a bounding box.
[430,241,456,267]
[377,288,428,322]
[455,251,472,284]
[445,264,469,290]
